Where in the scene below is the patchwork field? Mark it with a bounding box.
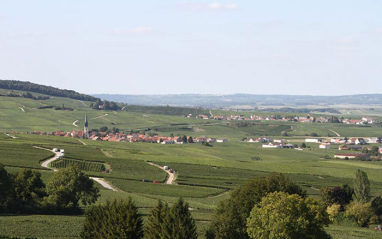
[2,94,382,238]
[2,131,382,238]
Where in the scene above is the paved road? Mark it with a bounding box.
[147,162,176,185]
[36,146,118,191]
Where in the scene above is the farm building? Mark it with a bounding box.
[262,143,294,149]
[305,138,322,143]
[216,139,227,143]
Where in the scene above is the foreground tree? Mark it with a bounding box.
[353,169,370,203]
[247,192,331,239]
[144,200,169,239]
[145,198,197,239]
[13,169,46,212]
[0,164,13,212]
[45,165,99,213]
[206,173,305,239]
[81,198,143,239]
[165,198,197,239]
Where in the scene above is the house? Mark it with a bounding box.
[262,143,283,148]
[273,139,285,143]
[362,116,375,124]
[319,143,331,149]
[246,137,270,143]
[216,139,227,143]
[262,143,294,149]
[365,138,378,144]
[355,138,366,145]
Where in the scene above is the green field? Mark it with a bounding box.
[2,95,382,238]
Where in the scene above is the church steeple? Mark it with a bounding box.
[84,114,89,139]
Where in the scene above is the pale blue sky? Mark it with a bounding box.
[0,1,381,95]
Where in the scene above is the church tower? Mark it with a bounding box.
[84,114,89,139]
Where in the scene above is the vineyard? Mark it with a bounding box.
[51,158,105,172]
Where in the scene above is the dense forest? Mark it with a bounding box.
[0,80,99,102]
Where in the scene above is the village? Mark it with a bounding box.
[244,136,382,161]
[23,130,227,144]
[192,114,377,125]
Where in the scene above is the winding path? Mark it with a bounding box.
[35,146,118,191]
[72,120,79,127]
[330,129,341,137]
[147,162,176,185]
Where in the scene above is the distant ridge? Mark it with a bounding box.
[0,79,99,102]
[93,93,382,108]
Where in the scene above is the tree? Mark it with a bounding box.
[81,198,143,239]
[46,165,99,212]
[187,136,194,143]
[247,192,331,239]
[320,184,353,209]
[145,198,197,239]
[144,200,169,239]
[13,169,46,212]
[100,126,108,132]
[182,135,188,144]
[345,202,375,227]
[0,164,13,212]
[207,173,305,239]
[301,143,307,148]
[14,169,46,202]
[353,169,370,203]
[370,146,380,156]
[371,196,382,220]
[165,198,197,239]
[281,131,288,136]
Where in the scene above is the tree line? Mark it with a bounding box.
[0,164,99,215]
[0,80,99,102]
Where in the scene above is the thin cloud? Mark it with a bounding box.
[208,3,238,10]
[131,26,153,33]
[176,2,238,11]
[109,26,154,35]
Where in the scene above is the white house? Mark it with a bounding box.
[262,143,282,148]
[319,143,331,149]
[216,139,227,143]
[273,139,285,143]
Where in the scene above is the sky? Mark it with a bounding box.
[0,0,381,95]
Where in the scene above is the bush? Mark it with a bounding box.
[345,202,376,227]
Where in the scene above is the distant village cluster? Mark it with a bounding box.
[192,114,378,125]
[245,136,381,149]
[245,136,382,161]
[23,130,227,144]
[16,114,229,144]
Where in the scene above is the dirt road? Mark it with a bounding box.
[36,146,118,191]
[147,162,176,185]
